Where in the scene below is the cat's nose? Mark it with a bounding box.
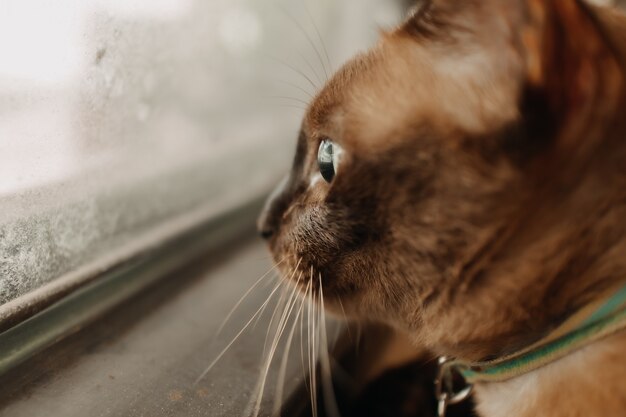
[257,201,281,240]
[257,214,275,240]
[257,176,289,240]
[257,205,276,239]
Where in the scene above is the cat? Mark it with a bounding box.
[258,0,626,416]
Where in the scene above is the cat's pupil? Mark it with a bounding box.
[317,139,335,183]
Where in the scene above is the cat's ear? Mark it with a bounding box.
[408,0,622,122]
[519,0,622,119]
[442,0,624,152]
[402,0,621,154]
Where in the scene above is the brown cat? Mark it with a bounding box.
[258,0,626,416]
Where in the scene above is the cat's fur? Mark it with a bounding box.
[259,0,626,415]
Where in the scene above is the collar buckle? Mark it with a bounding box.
[435,356,473,417]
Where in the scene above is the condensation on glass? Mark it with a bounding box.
[0,0,402,316]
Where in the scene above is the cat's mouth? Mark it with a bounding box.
[272,254,356,317]
[277,256,324,293]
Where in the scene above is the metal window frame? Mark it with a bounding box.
[0,193,266,376]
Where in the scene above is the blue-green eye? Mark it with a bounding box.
[317,139,336,183]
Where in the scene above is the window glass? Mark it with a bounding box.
[0,0,403,313]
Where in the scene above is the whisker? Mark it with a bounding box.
[215,259,284,337]
[310,268,319,417]
[278,5,329,81]
[262,99,308,109]
[295,50,324,86]
[248,254,277,262]
[273,79,315,100]
[262,259,302,354]
[252,282,281,330]
[272,286,307,416]
[264,95,311,106]
[252,276,302,417]
[307,274,315,417]
[318,274,341,417]
[337,297,352,341]
[262,286,289,356]
[268,104,307,111]
[252,275,287,330]
[300,279,312,392]
[332,322,342,350]
[303,3,333,77]
[195,281,283,385]
[267,55,319,91]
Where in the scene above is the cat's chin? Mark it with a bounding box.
[272,260,358,312]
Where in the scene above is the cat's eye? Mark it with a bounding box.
[317,139,338,183]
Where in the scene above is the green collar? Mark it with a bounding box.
[436,283,626,417]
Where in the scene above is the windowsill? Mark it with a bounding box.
[0,140,288,328]
[0,238,307,417]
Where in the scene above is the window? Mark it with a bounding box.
[0,0,402,340]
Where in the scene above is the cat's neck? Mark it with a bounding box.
[423,174,626,360]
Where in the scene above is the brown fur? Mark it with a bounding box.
[259,0,626,415]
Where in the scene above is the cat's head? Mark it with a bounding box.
[258,0,623,342]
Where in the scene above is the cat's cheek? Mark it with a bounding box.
[308,173,324,189]
[304,177,333,203]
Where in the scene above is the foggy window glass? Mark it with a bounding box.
[0,0,402,316]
